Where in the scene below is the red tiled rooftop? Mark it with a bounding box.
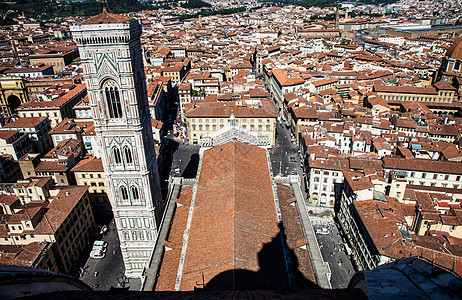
[185,99,277,118]
[181,141,280,290]
[80,10,133,25]
[3,117,48,129]
[71,156,104,172]
[159,141,286,291]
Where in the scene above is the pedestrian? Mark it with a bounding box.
[95,271,98,277]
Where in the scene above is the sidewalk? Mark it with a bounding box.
[291,179,332,289]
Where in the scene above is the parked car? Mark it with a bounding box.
[93,240,107,247]
[92,241,107,252]
[316,227,329,235]
[92,245,107,253]
[90,249,105,259]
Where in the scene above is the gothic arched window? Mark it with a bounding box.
[104,80,123,118]
[120,186,128,201]
[131,186,139,201]
[124,147,133,165]
[113,147,122,165]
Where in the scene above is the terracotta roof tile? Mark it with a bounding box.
[71,156,103,172]
[80,10,133,25]
[3,117,48,129]
[185,99,277,118]
[158,141,288,291]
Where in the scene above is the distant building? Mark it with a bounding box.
[5,64,54,78]
[383,157,462,189]
[0,76,30,115]
[25,74,81,100]
[438,37,462,82]
[374,82,458,104]
[185,99,277,146]
[48,118,92,147]
[161,58,191,86]
[0,130,31,160]
[0,154,22,183]
[270,69,309,123]
[28,47,79,73]
[32,138,83,186]
[147,77,171,123]
[297,28,341,39]
[178,82,191,122]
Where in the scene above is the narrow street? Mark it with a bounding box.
[270,122,308,198]
[79,219,141,291]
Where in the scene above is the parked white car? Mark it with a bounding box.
[90,249,105,259]
[93,240,107,248]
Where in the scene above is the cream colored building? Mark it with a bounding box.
[374,82,458,104]
[71,156,110,219]
[185,99,277,146]
[12,177,55,204]
[0,76,30,115]
[0,185,95,274]
[0,130,32,160]
[18,84,86,127]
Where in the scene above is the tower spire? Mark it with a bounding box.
[335,5,339,29]
[102,0,108,13]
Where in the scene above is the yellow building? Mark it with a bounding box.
[0,185,95,274]
[71,156,110,219]
[0,76,30,115]
[374,81,458,104]
[185,99,277,146]
[28,48,79,73]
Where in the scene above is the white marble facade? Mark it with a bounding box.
[71,14,162,278]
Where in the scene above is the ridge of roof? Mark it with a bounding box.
[80,10,133,26]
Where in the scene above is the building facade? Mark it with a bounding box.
[374,82,458,104]
[185,99,277,146]
[71,156,111,221]
[0,185,95,274]
[0,76,30,115]
[71,9,163,278]
[18,84,86,127]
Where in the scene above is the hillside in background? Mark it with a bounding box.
[0,0,151,23]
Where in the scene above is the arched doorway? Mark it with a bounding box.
[7,95,21,114]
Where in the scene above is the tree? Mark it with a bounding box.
[181,0,212,9]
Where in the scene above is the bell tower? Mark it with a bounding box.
[71,9,163,278]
